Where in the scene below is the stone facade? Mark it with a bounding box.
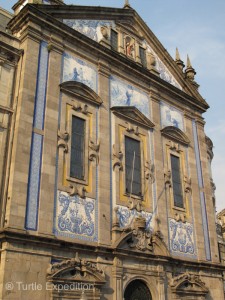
[0,0,224,299]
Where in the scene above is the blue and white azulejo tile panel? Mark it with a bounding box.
[169,218,196,257]
[55,191,97,241]
[110,76,150,117]
[116,205,153,232]
[160,102,184,130]
[142,41,182,90]
[63,53,97,92]
[63,20,116,42]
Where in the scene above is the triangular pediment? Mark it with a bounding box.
[111,106,155,129]
[10,4,208,111]
[161,126,190,146]
[60,81,102,106]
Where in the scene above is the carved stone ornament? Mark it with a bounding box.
[69,183,87,198]
[112,213,170,256]
[125,122,139,135]
[47,253,106,286]
[89,139,100,164]
[184,175,192,193]
[144,160,155,183]
[161,126,190,146]
[170,272,209,296]
[164,169,172,187]
[174,213,186,223]
[128,217,153,252]
[127,197,143,212]
[100,26,109,39]
[57,130,69,152]
[168,140,180,153]
[112,144,123,170]
[72,103,89,114]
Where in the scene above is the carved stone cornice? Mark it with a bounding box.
[47,253,106,286]
[161,126,190,146]
[60,81,103,107]
[170,272,209,296]
[111,106,155,129]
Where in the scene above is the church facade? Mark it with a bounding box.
[0,0,224,299]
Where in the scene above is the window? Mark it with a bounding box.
[171,155,184,208]
[70,116,85,180]
[125,136,142,196]
[139,47,147,67]
[111,29,118,51]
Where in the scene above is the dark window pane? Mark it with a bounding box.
[171,155,184,208]
[70,116,85,180]
[125,136,142,196]
[140,47,147,67]
[111,30,118,50]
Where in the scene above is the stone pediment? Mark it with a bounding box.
[47,255,106,286]
[60,81,102,106]
[111,106,155,129]
[112,216,170,256]
[161,126,190,146]
[170,273,209,296]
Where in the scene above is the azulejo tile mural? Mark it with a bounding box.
[116,205,153,231]
[63,20,116,42]
[169,218,196,256]
[160,102,184,130]
[142,41,182,90]
[63,53,97,92]
[55,191,97,241]
[110,76,150,117]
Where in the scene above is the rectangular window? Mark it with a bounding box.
[125,136,142,196]
[111,29,118,51]
[70,116,85,180]
[139,47,147,67]
[171,155,184,208]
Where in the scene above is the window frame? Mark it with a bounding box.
[122,131,144,200]
[170,153,184,209]
[124,135,142,197]
[66,108,90,185]
[111,29,118,51]
[166,145,186,212]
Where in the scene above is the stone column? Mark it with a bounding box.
[38,37,64,236]
[5,35,41,230]
[149,86,168,242]
[112,257,123,300]
[97,59,111,246]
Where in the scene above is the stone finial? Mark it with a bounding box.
[175,48,185,71]
[124,0,131,8]
[185,55,196,80]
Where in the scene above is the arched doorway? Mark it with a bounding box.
[124,279,152,300]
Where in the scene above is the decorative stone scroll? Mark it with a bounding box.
[57,130,69,153]
[89,139,100,164]
[112,144,123,170]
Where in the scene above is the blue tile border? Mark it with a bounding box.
[192,120,211,261]
[25,41,49,230]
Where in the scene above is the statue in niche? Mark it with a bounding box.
[125,36,135,58]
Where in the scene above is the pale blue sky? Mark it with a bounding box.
[1,0,225,212]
